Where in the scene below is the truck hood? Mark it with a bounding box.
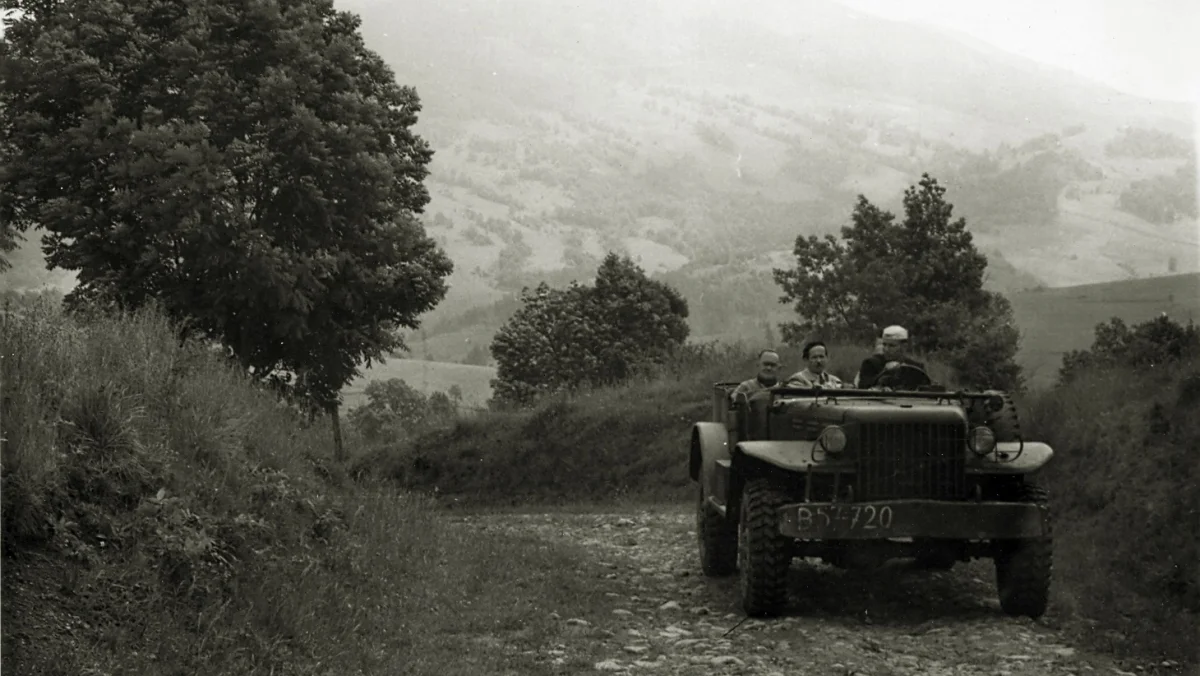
[786,397,969,426]
[843,399,967,425]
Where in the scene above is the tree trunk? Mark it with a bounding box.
[330,403,346,462]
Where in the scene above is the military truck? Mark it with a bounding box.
[689,364,1053,618]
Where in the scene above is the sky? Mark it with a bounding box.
[4,1,1197,104]
[838,0,1200,104]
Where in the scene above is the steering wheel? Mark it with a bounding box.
[872,363,932,391]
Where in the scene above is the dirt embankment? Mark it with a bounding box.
[450,505,1185,676]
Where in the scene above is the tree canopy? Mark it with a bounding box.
[772,174,1022,390]
[489,252,690,405]
[0,0,454,454]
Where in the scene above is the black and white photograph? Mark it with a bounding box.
[1,0,1197,673]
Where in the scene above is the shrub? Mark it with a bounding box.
[345,377,460,444]
[1021,355,1199,667]
[1059,314,1200,384]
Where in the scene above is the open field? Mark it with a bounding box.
[1009,272,1200,389]
[341,357,497,411]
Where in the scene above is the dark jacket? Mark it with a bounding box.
[855,353,925,389]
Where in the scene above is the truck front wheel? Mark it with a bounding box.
[737,479,791,617]
[994,482,1053,618]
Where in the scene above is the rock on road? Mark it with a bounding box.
[446,505,1159,676]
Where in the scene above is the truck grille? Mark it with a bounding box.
[855,423,967,500]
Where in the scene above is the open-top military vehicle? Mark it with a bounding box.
[689,364,1053,618]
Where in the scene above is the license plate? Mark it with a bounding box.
[794,503,897,533]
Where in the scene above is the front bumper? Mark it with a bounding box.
[777,499,1050,540]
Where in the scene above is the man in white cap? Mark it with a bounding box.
[854,325,926,388]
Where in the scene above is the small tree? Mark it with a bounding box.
[1,0,454,459]
[346,378,457,443]
[1059,315,1200,384]
[772,174,1023,390]
[587,252,690,384]
[489,252,689,405]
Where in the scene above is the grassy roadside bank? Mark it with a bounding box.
[1018,358,1200,667]
[0,300,620,675]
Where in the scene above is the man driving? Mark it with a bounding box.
[732,349,783,400]
[855,325,926,389]
[785,341,843,388]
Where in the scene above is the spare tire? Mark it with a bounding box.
[978,390,1021,443]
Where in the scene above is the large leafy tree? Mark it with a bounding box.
[490,252,689,405]
[0,0,453,458]
[772,174,1022,390]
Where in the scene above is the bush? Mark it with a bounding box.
[1021,356,1200,667]
[345,377,460,444]
[1059,314,1200,384]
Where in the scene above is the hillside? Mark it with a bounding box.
[325,0,1197,358]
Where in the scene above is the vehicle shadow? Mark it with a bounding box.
[787,558,1000,625]
[706,558,1001,626]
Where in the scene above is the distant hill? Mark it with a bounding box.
[333,0,1196,352]
[1009,272,1200,389]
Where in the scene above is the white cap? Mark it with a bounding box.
[882,325,909,340]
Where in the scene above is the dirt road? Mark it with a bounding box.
[446,506,1176,676]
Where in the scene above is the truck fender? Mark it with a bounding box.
[690,422,728,482]
[734,440,819,472]
[969,441,1055,474]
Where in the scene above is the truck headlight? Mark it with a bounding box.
[968,425,996,456]
[818,425,847,453]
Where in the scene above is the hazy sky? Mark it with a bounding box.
[839,0,1200,103]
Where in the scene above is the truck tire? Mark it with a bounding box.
[737,479,791,617]
[994,481,1053,618]
[980,390,1022,443]
[697,482,737,577]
